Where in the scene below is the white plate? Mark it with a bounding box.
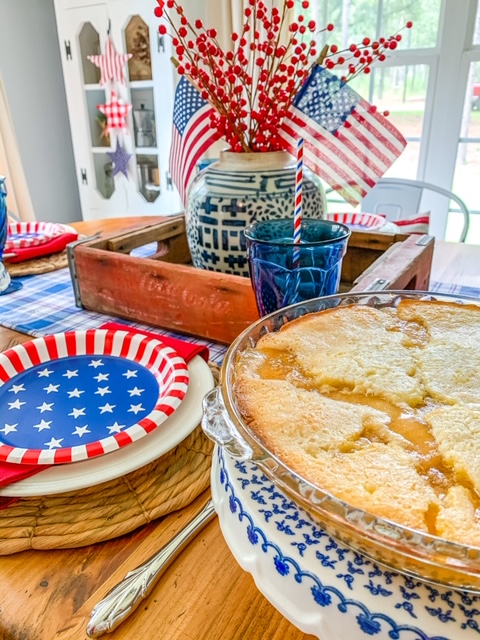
[0,356,213,496]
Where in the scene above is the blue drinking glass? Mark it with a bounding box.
[0,176,22,295]
[244,218,351,317]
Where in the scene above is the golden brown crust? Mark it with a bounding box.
[233,299,480,546]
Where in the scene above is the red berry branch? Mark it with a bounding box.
[154,0,413,152]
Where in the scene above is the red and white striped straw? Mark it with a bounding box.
[293,137,304,267]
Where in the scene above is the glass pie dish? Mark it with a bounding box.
[202,290,480,592]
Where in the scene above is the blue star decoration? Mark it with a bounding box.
[107,142,132,178]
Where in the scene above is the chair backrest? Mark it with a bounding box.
[360,178,470,243]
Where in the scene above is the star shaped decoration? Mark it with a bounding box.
[37,367,53,378]
[68,407,86,419]
[128,387,144,397]
[94,373,109,382]
[67,388,84,399]
[37,401,54,413]
[97,91,132,134]
[8,383,25,394]
[33,419,52,432]
[0,423,18,435]
[87,37,132,86]
[95,386,111,397]
[107,421,126,434]
[72,425,91,437]
[8,399,26,410]
[128,403,145,415]
[99,403,116,414]
[123,369,138,379]
[107,142,132,178]
[45,437,63,450]
[63,369,79,379]
[89,359,104,368]
[43,384,60,394]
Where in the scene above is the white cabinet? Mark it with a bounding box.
[53,0,182,221]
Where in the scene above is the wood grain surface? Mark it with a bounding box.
[0,217,478,640]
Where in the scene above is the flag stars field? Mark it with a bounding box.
[0,352,161,458]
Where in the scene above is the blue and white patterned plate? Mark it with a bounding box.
[212,446,480,640]
[0,329,189,465]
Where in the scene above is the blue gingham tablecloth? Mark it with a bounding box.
[0,267,228,365]
[0,266,479,366]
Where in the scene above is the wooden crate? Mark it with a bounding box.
[68,214,434,344]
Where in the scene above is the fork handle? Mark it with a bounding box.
[86,499,216,638]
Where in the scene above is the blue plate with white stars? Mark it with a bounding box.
[0,329,189,465]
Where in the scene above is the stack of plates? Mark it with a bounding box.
[326,212,385,231]
[5,221,77,252]
[0,329,214,497]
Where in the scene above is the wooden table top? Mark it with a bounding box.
[0,217,479,640]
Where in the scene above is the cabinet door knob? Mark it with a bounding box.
[81,169,88,185]
[64,40,72,60]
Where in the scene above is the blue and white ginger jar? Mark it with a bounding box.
[185,150,326,276]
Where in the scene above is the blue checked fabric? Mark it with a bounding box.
[0,265,479,366]
[0,267,228,365]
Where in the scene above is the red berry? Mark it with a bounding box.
[158,24,167,35]
[406,21,413,28]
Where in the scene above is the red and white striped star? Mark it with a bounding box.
[87,37,132,86]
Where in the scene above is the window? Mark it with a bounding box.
[301,0,480,243]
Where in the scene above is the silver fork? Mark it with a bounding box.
[86,498,216,638]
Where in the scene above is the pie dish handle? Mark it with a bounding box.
[202,387,254,460]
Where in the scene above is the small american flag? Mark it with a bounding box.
[280,65,407,205]
[169,76,220,205]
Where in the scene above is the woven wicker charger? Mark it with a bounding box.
[0,364,219,555]
[6,249,69,277]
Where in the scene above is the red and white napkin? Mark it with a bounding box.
[0,323,209,505]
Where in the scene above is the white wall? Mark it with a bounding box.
[0,0,81,223]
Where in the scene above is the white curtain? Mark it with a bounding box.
[0,75,35,221]
[206,0,291,51]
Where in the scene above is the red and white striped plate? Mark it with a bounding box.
[327,212,385,231]
[5,221,78,251]
[0,329,189,465]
